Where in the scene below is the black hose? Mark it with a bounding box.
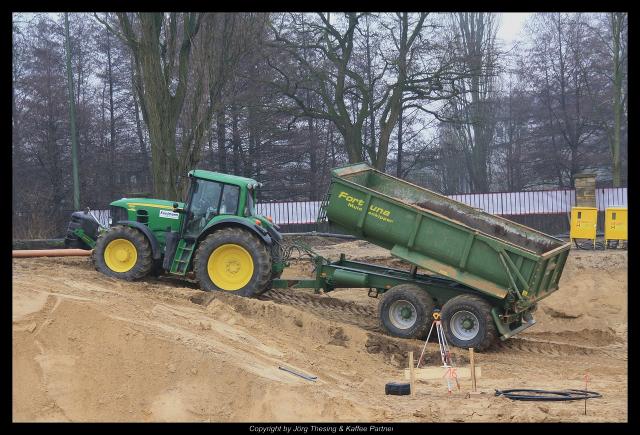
[283,232,357,240]
[495,389,602,401]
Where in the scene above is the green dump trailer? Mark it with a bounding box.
[289,163,571,350]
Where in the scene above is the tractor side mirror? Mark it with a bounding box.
[173,202,186,214]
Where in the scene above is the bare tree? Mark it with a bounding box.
[63,13,81,209]
[520,13,608,187]
[605,12,627,186]
[94,13,204,199]
[95,13,266,198]
[444,13,501,193]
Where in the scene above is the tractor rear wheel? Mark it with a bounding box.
[377,284,434,339]
[93,225,153,280]
[261,243,284,295]
[440,294,498,351]
[194,227,272,297]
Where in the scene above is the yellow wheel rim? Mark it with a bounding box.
[208,244,254,291]
[104,238,138,273]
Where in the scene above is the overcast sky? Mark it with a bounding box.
[17,12,533,46]
[497,12,531,45]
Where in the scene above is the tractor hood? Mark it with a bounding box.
[110,198,185,210]
[109,198,185,235]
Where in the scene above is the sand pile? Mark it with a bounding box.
[12,245,627,422]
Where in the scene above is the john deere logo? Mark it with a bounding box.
[338,191,394,223]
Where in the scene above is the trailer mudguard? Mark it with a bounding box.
[198,217,273,246]
[116,220,162,260]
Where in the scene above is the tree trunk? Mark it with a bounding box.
[308,117,317,200]
[397,106,403,177]
[611,12,623,187]
[147,116,178,200]
[106,30,116,198]
[64,13,80,209]
[231,103,241,175]
[217,105,227,172]
[364,15,377,166]
[247,105,256,178]
[344,126,364,164]
[114,13,203,200]
[454,12,497,193]
[131,63,149,190]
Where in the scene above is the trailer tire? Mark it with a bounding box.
[441,294,497,351]
[194,227,272,297]
[93,225,153,280]
[378,284,434,340]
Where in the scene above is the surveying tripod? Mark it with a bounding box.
[417,310,460,393]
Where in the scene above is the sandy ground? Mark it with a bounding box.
[12,240,627,422]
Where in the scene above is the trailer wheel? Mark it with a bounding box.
[441,294,497,351]
[378,284,434,339]
[93,225,153,280]
[194,227,272,297]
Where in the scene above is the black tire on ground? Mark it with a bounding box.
[194,227,272,297]
[377,284,435,340]
[93,225,153,280]
[270,243,284,280]
[385,382,411,396]
[259,243,284,296]
[440,294,498,351]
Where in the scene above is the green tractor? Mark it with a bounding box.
[65,170,284,297]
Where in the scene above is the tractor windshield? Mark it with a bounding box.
[245,188,256,216]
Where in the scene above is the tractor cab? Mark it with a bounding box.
[157,169,281,281]
[178,170,263,239]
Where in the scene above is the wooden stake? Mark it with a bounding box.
[584,372,590,416]
[409,351,416,396]
[469,348,477,392]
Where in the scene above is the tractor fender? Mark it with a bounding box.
[116,220,162,260]
[198,217,273,246]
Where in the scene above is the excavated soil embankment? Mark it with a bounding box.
[13,240,627,422]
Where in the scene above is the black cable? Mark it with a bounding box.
[573,239,606,250]
[495,389,602,401]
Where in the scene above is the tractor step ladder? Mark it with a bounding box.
[170,238,196,275]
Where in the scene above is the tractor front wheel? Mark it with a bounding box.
[194,227,272,297]
[93,225,153,280]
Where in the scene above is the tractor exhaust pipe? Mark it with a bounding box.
[12,249,92,258]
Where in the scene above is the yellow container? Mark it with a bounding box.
[570,207,597,243]
[605,207,627,241]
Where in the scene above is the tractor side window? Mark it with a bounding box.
[220,185,240,215]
